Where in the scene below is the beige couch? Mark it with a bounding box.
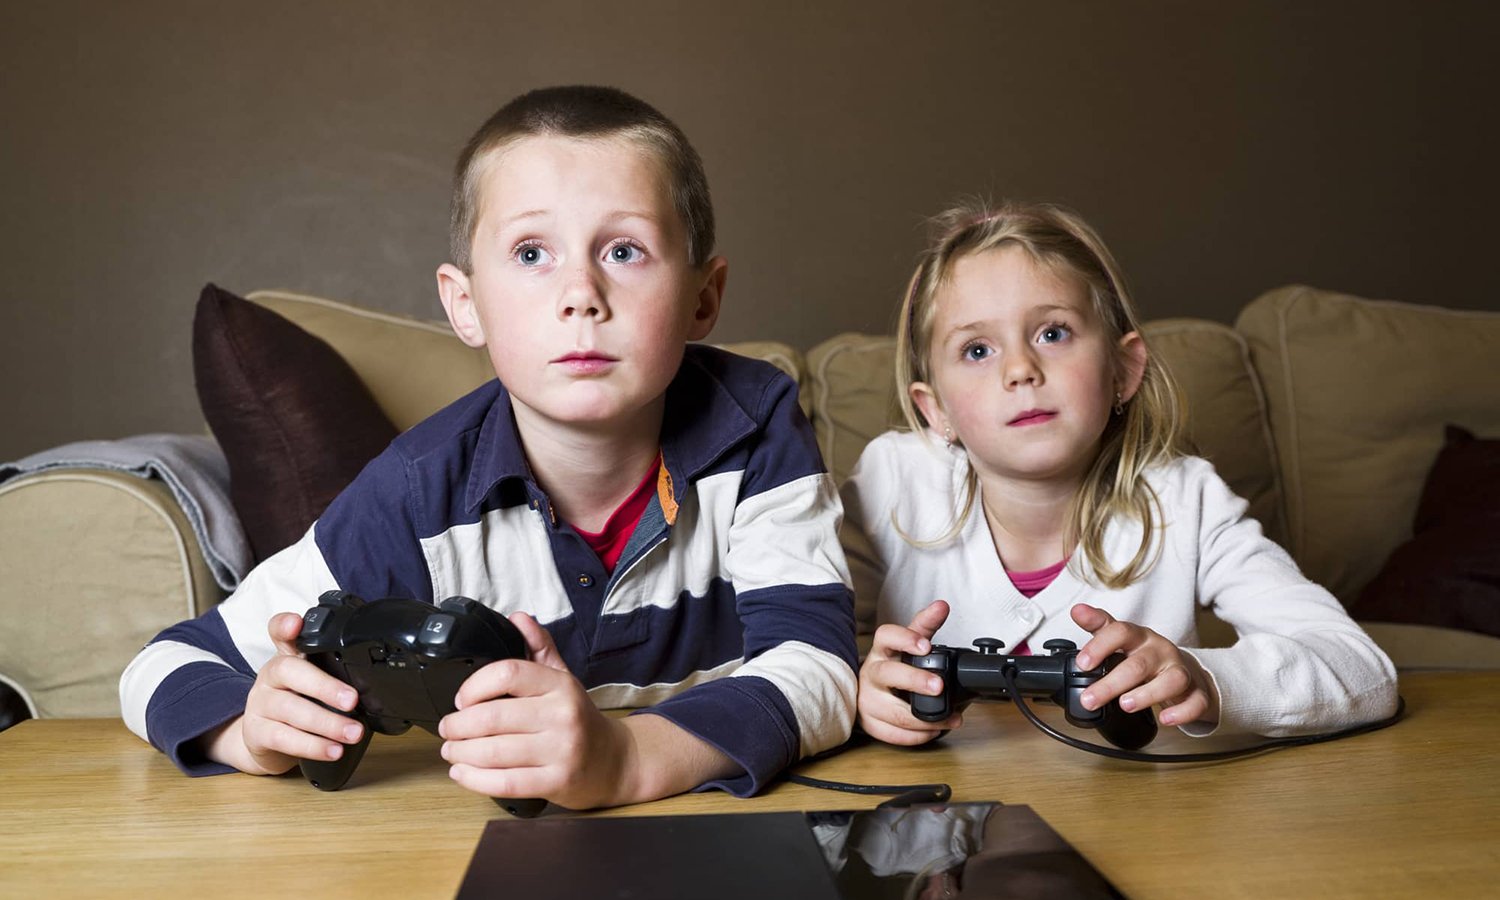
[4,285,1498,721]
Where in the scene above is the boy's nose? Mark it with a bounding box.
[557,267,611,322]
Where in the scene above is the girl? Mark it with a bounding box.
[845,199,1397,747]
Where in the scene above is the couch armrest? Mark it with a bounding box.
[0,469,225,718]
[1358,622,1500,671]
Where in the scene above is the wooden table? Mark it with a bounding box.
[2,671,1497,898]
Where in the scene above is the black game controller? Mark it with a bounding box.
[295,590,547,817]
[903,637,1158,751]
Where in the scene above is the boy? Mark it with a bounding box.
[119,86,859,809]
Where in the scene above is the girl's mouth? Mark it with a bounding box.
[1007,409,1057,427]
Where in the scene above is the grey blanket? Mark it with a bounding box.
[1,434,252,591]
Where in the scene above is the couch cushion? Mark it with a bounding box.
[1236,286,1500,602]
[804,322,1283,543]
[1144,319,1284,546]
[247,290,495,431]
[196,284,400,561]
[805,333,903,487]
[0,470,222,717]
[1349,426,1500,637]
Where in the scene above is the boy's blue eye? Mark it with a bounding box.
[607,243,643,264]
[515,244,551,266]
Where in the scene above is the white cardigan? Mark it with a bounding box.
[841,430,1398,737]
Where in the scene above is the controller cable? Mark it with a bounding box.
[784,733,954,808]
[1000,667,1408,763]
[782,677,1406,801]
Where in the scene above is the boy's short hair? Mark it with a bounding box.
[449,85,716,272]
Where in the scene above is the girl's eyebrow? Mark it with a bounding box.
[941,303,1083,343]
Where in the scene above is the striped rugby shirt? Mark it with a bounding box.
[119,345,859,795]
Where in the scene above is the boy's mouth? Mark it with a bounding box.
[553,351,618,375]
[1007,409,1057,427]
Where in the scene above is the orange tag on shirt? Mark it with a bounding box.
[657,464,678,526]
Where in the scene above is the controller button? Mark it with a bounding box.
[974,637,1005,655]
[419,613,456,648]
[303,606,332,637]
[1043,639,1077,654]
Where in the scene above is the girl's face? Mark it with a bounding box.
[911,244,1143,491]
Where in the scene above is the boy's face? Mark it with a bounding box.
[438,134,725,434]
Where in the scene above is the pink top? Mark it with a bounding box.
[1004,558,1068,655]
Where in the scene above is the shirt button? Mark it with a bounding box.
[578,574,594,587]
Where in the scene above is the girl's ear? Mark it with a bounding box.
[1116,331,1148,402]
[436,263,486,348]
[909,381,949,440]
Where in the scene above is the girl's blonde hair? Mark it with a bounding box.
[894,199,1187,588]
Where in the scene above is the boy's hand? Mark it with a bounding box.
[857,600,960,746]
[440,612,636,810]
[205,611,364,775]
[1070,603,1220,727]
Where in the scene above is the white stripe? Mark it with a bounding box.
[119,641,235,742]
[421,505,575,624]
[216,526,339,672]
[584,657,744,708]
[726,473,852,595]
[736,640,858,757]
[599,469,740,616]
[118,525,338,743]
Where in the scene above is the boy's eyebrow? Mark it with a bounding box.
[490,209,665,229]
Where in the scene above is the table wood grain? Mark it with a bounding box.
[1,671,1496,898]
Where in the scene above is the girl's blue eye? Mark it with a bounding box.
[962,343,992,362]
[515,244,550,266]
[1038,324,1071,344]
[607,243,643,264]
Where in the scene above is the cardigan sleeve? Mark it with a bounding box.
[1178,460,1399,736]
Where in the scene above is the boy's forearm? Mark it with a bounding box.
[613,712,739,805]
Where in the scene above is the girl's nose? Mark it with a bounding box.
[1004,348,1042,388]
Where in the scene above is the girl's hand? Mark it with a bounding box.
[857,600,961,746]
[1070,603,1219,727]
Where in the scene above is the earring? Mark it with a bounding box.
[1113,392,1124,416]
[943,426,954,448]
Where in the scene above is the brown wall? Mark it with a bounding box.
[3,1,1497,460]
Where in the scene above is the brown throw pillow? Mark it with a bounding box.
[1350,425,1500,637]
[193,283,398,563]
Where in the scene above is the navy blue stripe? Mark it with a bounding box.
[537,578,745,690]
[639,674,799,797]
[723,373,828,501]
[738,582,859,671]
[145,661,254,775]
[150,607,254,675]
[315,448,434,603]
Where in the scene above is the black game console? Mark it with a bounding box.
[903,637,1158,751]
[295,590,546,817]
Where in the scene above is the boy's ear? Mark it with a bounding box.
[436,263,486,348]
[686,255,728,342]
[1116,330,1148,403]
[909,381,949,441]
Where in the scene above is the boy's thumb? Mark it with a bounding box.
[509,611,566,671]
[268,612,304,656]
